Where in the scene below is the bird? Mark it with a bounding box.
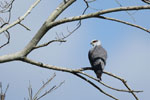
[88,40,107,80]
[142,0,150,4]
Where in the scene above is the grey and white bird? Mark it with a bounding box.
[88,40,107,80]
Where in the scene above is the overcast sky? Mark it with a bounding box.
[0,0,150,100]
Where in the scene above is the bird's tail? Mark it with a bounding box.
[95,70,103,80]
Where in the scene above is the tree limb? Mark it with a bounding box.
[78,71,142,93]
[73,73,118,100]
[48,5,150,32]
[97,16,150,33]
[0,0,41,34]
[20,57,141,100]
[20,0,76,57]
[103,71,140,100]
[33,39,66,50]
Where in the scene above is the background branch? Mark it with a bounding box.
[27,73,64,100]
[97,16,150,33]
[0,0,40,34]
[47,5,150,33]
[73,73,118,100]
[0,0,14,48]
[0,83,9,100]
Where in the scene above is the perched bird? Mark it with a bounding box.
[142,0,150,4]
[88,40,107,80]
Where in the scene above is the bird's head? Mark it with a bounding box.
[90,40,101,47]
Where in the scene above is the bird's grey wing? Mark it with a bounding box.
[88,45,107,80]
[92,45,107,65]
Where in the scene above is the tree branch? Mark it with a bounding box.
[78,71,142,93]
[27,73,64,100]
[0,31,10,49]
[33,39,66,50]
[73,73,118,100]
[103,71,140,100]
[0,0,76,63]
[0,0,40,34]
[32,73,56,100]
[20,0,76,57]
[97,16,150,33]
[0,51,22,63]
[48,5,150,32]
[21,57,142,100]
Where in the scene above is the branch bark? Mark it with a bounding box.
[0,1,147,100]
[0,0,41,34]
[20,57,142,100]
[20,0,76,56]
[47,5,150,28]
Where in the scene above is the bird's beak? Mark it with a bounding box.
[90,42,93,46]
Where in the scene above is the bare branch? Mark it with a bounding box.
[21,57,142,100]
[142,0,150,4]
[0,0,15,13]
[0,82,9,100]
[97,16,150,33]
[26,73,64,100]
[0,0,15,48]
[83,0,89,15]
[122,80,139,100]
[20,0,76,57]
[32,73,56,100]
[114,0,136,22]
[28,82,33,100]
[74,67,143,93]
[0,0,41,34]
[73,73,118,100]
[78,71,142,93]
[0,1,147,100]
[19,22,31,31]
[0,30,10,49]
[48,5,150,33]
[103,71,140,100]
[37,80,65,100]
[33,39,66,49]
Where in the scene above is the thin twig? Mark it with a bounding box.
[28,82,33,100]
[114,0,136,22]
[37,86,56,100]
[103,71,140,100]
[33,39,66,49]
[122,80,139,100]
[4,84,9,95]
[7,0,15,23]
[79,71,142,93]
[19,22,31,31]
[142,0,150,4]
[0,0,41,34]
[73,73,119,100]
[0,0,14,48]
[32,73,56,100]
[0,31,10,49]
[48,5,150,34]
[37,81,65,100]
[97,15,150,33]
[0,83,9,100]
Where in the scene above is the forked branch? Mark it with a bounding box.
[21,57,142,100]
[27,73,64,100]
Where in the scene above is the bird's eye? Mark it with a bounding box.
[92,40,98,43]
